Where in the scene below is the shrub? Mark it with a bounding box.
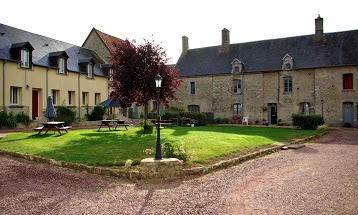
[317,124,329,131]
[215,117,221,124]
[292,114,324,130]
[162,140,190,163]
[137,120,154,134]
[56,106,76,125]
[221,118,229,124]
[162,107,183,120]
[0,112,18,128]
[87,105,106,121]
[15,112,31,126]
[179,111,207,126]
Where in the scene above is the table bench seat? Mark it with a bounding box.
[34,126,44,131]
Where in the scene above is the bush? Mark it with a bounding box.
[15,112,31,126]
[215,117,221,124]
[0,111,18,128]
[317,124,329,131]
[179,111,207,126]
[87,106,106,121]
[162,140,190,163]
[292,114,324,130]
[137,120,154,134]
[162,107,183,120]
[56,106,76,125]
[221,118,229,124]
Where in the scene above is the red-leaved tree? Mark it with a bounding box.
[109,38,182,122]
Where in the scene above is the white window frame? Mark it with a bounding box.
[68,91,75,106]
[82,92,88,106]
[284,76,293,93]
[300,102,311,115]
[20,49,30,68]
[52,90,59,105]
[58,57,66,74]
[87,63,93,78]
[233,79,241,94]
[10,87,19,105]
[109,68,113,82]
[95,93,100,105]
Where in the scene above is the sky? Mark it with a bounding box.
[1,0,358,64]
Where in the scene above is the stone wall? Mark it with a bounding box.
[174,66,358,127]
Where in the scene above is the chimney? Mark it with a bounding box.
[182,36,189,55]
[221,28,230,53]
[315,15,324,36]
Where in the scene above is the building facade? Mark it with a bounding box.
[0,24,110,120]
[174,16,358,127]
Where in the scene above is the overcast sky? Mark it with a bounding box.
[1,0,357,64]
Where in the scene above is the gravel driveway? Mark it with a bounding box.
[0,128,357,215]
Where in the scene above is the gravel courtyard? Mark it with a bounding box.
[0,128,357,215]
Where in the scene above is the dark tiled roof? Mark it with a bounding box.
[0,23,107,77]
[176,30,358,76]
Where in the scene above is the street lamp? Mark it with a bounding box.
[154,74,163,160]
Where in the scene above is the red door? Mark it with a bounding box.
[32,90,38,119]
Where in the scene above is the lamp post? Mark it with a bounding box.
[154,74,163,160]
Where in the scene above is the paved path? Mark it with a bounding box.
[0,128,357,214]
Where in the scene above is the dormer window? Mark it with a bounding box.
[49,51,69,74]
[100,64,113,81]
[282,54,294,71]
[87,62,93,78]
[79,58,95,79]
[10,42,34,69]
[21,49,30,68]
[58,57,66,74]
[231,58,244,73]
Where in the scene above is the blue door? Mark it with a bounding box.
[342,102,354,127]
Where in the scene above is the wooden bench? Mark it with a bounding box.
[59,126,72,133]
[114,124,130,130]
[34,126,44,131]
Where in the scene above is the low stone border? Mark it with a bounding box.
[0,131,326,180]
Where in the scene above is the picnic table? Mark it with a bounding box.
[34,122,71,135]
[97,119,129,131]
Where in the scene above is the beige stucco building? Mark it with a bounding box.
[0,24,110,121]
[174,16,358,127]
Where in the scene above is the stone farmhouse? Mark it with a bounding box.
[174,16,358,127]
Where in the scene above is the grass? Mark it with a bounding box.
[0,126,323,167]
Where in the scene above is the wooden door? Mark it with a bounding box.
[32,90,39,119]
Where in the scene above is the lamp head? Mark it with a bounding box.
[155,74,162,88]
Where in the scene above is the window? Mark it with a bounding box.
[300,102,310,115]
[87,63,93,78]
[188,105,200,112]
[231,58,244,73]
[68,91,75,106]
[58,57,66,74]
[82,92,89,105]
[10,87,20,105]
[152,100,157,111]
[284,76,292,93]
[233,79,241,94]
[20,49,30,68]
[95,93,101,105]
[282,54,294,71]
[52,90,59,105]
[343,73,353,90]
[233,103,242,115]
[190,82,195,94]
[109,68,113,82]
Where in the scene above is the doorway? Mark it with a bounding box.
[268,103,277,125]
[342,102,354,127]
[32,90,39,120]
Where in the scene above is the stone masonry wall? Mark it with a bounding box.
[175,66,358,127]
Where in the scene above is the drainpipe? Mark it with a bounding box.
[2,60,7,112]
[46,68,49,98]
[78,71,81,122]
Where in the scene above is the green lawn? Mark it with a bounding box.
[0,126,323,166]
